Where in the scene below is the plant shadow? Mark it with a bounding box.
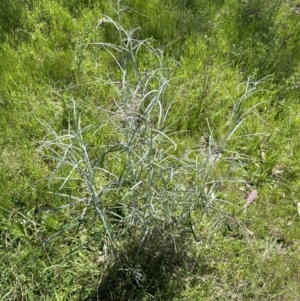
[81,225,210,301]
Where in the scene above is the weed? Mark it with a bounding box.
[38,3,269,299]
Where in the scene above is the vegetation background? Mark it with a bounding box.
[1,0,300,300]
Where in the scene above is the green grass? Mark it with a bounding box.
[1,0,300,300]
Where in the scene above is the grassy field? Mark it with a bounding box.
[1,0,300,300]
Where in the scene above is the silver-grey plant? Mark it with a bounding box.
[38,0,268,289]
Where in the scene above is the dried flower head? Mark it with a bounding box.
[243,190,258,213]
